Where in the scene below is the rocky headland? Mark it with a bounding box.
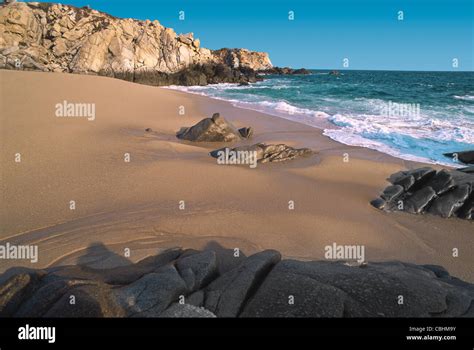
[1,247,473,318]
[0,1,310,86]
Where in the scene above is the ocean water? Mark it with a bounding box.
[170,70,474,166]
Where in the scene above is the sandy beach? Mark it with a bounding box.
[1,69,473,282]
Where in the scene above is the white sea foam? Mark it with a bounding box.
[453,95,474,101]
[167,82,295,92]
[233,100,330,119]
[166,84,330,127]
[322,128,456,166]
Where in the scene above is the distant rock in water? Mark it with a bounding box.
[443,150,474,165]
[371,167,474,220]
[210,143,313,164]
[1,247,473,317]
[176,113,252,142]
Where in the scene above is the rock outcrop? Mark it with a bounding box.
[444,150,474,165]
[1,247,473,317]
[176,114,312,165]
[210,143,313,164]
[259,67,311,75]
[371,167,474,220]
[0,2,272,85]
[212,48,272,71]
[176,113,252,142]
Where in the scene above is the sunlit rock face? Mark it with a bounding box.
[0,2,272,81]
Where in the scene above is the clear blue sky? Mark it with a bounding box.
[29,0,473,71]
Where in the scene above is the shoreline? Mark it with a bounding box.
[1,70,473,283]
[163,83,447,169]
[164,81,469,168]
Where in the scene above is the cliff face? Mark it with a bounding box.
[0,2,272,83]
[212,48,273,71]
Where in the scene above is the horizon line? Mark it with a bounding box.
[294,68,474,73]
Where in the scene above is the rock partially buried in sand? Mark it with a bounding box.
[209,143,313,164]
[371,167,474,220]
[370,198,386,210]
[258,144,313,163]
[176,113,252,142]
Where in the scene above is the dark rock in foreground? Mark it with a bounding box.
[241,260,474,317]
[1,248,473,318]
[176,113,252,142]
[176,250,218,292]
[371,167,474,220]
[203,250,281,317]
[210,143,313,164]
[159,303,216,318]
[444,150,474,165]
[45,282,124,317]
[0,273,41,316]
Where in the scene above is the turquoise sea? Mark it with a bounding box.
[171,70,474,166]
